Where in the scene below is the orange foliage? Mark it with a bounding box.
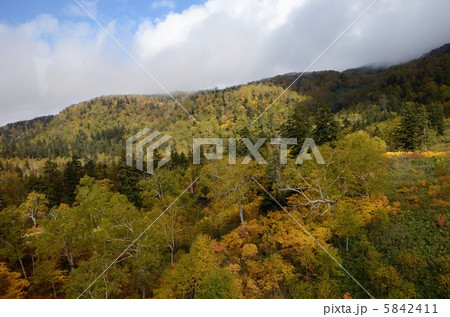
[343,292,353,299]
[437,214,447,228]
[212,242,227,253]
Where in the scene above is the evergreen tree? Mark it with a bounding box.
[62,157,83,205]
[169,149,189,170]
[372,126,382,138]
[114,154,142,208]
[41,160,63,207]
[394,103,430,150]
[313,107,340,145]
[426,102,445,135]
[82,159,98,178]
[280,104,312,155]
[342,118,351,130]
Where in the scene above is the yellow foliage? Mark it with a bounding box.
[313,227,333,245]
[336,195,390,226]
[0,262,29,299]
[244,196,263,221]
[241,244,258,259]
[406,196,421,202]
[243,278,260,299]
[434,199,450,208]
[245,254,294,298]
[385,151,449,158]
[221,219,260,257]
[396,187,418,194]
[428,185,441,198]
[226,263,241,275]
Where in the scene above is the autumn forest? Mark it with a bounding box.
[0,43,449,299]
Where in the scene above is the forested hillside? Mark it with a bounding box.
[1,44,448,159]
[0,44,448,299]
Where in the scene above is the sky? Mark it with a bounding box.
[0,0,449,126]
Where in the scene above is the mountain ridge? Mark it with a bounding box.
[0,43,448,159]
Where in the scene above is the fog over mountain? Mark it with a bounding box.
[1,0,450,126]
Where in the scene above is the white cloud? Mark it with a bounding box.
[1,0,450,126]
[132,0,450,91]
[151,1,175,10]
[33,55,53,96]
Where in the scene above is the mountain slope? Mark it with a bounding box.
[0,43,449,159]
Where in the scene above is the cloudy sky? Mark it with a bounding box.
[0,0,449,126]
